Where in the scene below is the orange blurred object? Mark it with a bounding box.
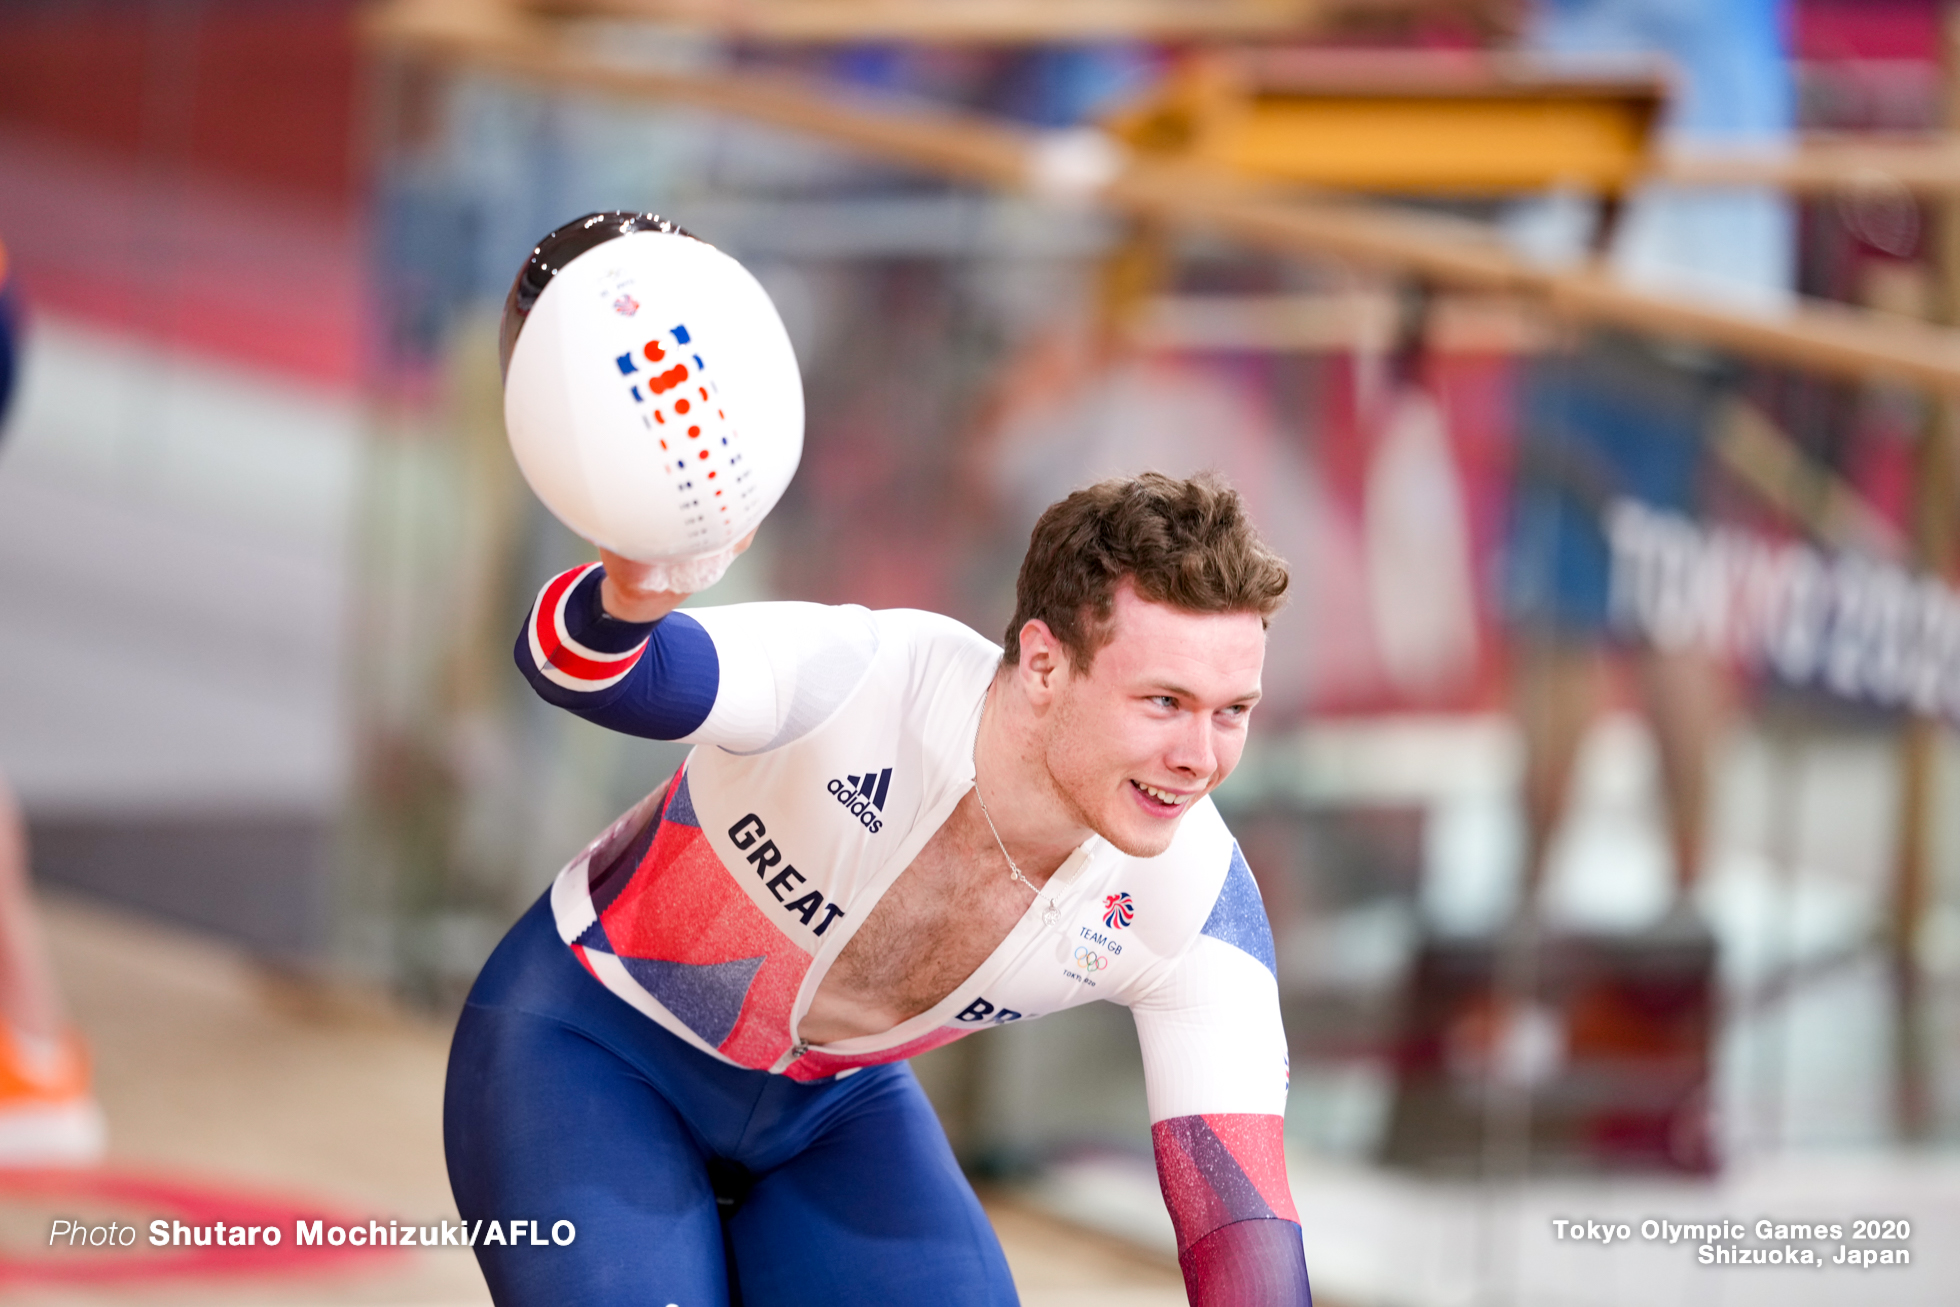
[0,1025,105,1167]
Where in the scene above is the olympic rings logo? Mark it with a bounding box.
[1073,946,1111,972]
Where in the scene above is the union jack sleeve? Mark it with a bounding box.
[1176,1216,1313,1306]
[514,564,720,739]
[1153,1114,1308,1305]
[524,564,649,693]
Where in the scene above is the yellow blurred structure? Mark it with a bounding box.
[1106,50,1663,195]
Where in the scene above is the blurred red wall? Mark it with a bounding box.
[0,0,361,207]
[0,1,365,385]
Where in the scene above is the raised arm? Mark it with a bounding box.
[1132,847,1311,1307]
[515,549,877,753]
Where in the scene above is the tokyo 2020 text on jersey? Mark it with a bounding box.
[499,562,1310,1304]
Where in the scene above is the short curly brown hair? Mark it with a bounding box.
[1004,472,1290,671]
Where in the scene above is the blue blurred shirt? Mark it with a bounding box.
[1535,0,1793,140]
[1527,0,1795,305]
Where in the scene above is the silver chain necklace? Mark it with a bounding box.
[972,700,1061,928]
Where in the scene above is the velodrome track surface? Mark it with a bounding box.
[0,892,1191,1307]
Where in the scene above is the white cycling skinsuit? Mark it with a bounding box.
[518,561,1310,1302]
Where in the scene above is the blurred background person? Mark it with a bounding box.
[0,237,105,1164]
[1502,0,1794,928]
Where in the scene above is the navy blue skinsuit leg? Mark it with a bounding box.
[444,894,1018,1307]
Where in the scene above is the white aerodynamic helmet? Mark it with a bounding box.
[500,212,803,590]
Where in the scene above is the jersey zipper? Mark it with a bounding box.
[768,1038,812,1074]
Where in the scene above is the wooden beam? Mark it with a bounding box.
[1128,291,1557,354]
[506,0,1510,43]
[519,0,1334,41]
[363,0,1960,393]
[1661,136,1960,197]
[1232,46,1666,100]
[1111,169,1960,392]
[1884,0,1960,1150]
[365,0,1035,184]
[1710,399,1906,558]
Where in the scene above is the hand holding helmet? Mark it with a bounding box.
[500,213,803,597]
[594,531,756,624]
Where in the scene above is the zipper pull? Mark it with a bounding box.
[790,1039,810,1059]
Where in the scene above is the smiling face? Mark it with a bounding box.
[1032,581,1267,858]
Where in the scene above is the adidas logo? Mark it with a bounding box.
[826,767,892,834]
